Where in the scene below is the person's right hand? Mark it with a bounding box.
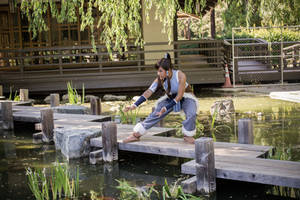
[123,104,136,112]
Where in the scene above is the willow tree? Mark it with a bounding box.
[222,0,300,35]
[20,0,206,56]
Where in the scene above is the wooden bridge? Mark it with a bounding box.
[1,103,299,193]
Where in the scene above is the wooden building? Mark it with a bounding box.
[0,0,228,94]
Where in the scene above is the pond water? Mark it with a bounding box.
[0,92,299,200]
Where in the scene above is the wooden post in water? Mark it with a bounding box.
[195,137,216,194]
[238,118,253,144]
[50,93,60,107]
[19,89,29,101]
[0,85,3,96]
[1,102,14,130]
[152,107,163,127]
[91,97,101,115]
[102,122,118,162]
[41,108,54,143]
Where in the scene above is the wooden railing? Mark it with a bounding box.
[283,43,300,68]
[0,40,228,76]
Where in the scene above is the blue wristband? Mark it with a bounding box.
[134,96,146,107]
[165,99,177,110]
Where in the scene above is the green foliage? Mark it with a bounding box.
[8,86,20,101]
[66,82,85,105]
[20,0,205,58]
[116,179,158,200]
[221,0,300,37]
[117,103,140,125]
[162,179,202,200]
[229,28,300,42]
[115,179,201,200]
[26,162,79,200]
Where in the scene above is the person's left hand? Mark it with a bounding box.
[156,107,167,117]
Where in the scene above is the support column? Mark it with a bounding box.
[195,137,216,194]
[102,122,118,162]
[1,102,14,130]
[41,108,54,143]
[238,118,253,144]
[91,97,101,115]
[50,93,60,107]
[0,85,3,96]
[19,89,29,101]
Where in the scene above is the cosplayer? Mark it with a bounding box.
[123,53,199,144]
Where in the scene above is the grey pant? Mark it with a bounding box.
[137,97,197,136]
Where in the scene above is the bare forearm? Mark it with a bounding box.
[142,89,153,99]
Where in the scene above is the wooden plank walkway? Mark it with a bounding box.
[181,156,300,188]
[90,136,271,159]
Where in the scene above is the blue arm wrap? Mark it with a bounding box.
[165,99,177,110]
[134,96,146,107]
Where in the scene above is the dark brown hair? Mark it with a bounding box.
[154,53,172,97]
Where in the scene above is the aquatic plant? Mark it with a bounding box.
[67,81,85,105]
[8,86,20,101]
[116,179,158,200]
[117,102,141,125]
[162,179,201,200]
[26,162,79,200]
[115,179,202,200]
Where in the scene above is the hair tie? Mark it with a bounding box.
[164,53,171,59]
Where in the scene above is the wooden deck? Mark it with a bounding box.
[1,104,300,189]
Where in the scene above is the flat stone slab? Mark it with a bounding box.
[54,127,101,159]
[270,91,300,103]
[181,156,300,189]
[52,105,89,114]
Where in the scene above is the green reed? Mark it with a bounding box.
[26,162,79,200]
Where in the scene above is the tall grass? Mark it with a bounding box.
[118,103,141,124]
[8,86,20,101]
[26,162,79,200]
[115,179,201,200]
[67,82,85,105]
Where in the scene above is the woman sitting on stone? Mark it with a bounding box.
[123,53,199,144]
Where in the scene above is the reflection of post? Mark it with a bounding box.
[103,162,119,198]
[102,122,118,162]
[41,108,54,143]
[2,131,16,159]
[2,102,14,130]
[195,137,216,194]
[238,118,253,144]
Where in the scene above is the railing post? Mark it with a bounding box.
[91,97,101,115]
[50,93,60,107]
[59,50,63,74]
[1,101,14,130]
[102,122,118,162]
[19,89,29,101]
[195,137,216,194]
[238,118,253,144]
[40,108,54,143]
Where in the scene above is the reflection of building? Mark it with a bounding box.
[0,1,228,94]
